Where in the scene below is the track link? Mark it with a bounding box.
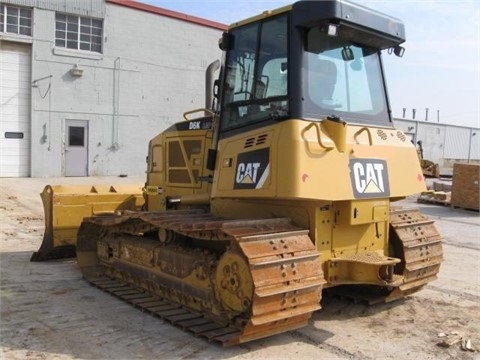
[77,210,325,346]
[326,208,443,304]
[386,208,443,301]
[83,274,243,344]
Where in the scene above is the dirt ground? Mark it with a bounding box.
[1,176,479,360]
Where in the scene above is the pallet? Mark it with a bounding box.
[417,191,451,206]
[417,197,450,206]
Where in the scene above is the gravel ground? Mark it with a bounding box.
[1,176,479,360]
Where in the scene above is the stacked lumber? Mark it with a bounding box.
[417,180,453,206]
[418,190,451,205]
[451,163,480,210]
[433,182,452,192]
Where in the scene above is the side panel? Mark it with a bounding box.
[145,118,214,211]
[215,129,276,198]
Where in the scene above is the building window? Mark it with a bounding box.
[55,13,103,53]
[0,4,32,36]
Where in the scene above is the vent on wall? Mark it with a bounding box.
[244,134,269,148]
[5,132,24,139]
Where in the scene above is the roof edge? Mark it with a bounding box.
[107,0,228,31]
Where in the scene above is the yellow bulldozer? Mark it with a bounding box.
[34,0,443,346]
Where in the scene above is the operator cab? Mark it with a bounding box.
[218,0,406,139]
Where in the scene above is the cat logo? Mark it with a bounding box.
[234,148,270,190]
[350,159,390,198]
[236,162,261,184]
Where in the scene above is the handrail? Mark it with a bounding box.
[353,127,373,145]
[304,123,334,150]
[183,108,215,121]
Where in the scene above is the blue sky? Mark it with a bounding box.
[140,0,479,128]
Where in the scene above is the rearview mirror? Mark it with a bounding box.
[218,32,231,51]
[341,46,354,61]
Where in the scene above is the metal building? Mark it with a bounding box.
[0,0,225,177]
[394,118,480,168]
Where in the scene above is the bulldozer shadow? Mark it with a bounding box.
[315,290,408,322]
[0,249,413,357]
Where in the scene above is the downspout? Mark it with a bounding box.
[112,57,120,150]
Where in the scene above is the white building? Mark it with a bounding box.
[0,0,225,177]
[394,118,480,168]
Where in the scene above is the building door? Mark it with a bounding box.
[0,41,32,177]
[65,120,88,176]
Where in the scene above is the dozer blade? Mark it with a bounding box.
[31,184,144,261]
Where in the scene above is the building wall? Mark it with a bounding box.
[2,0,105,17]
[394,118,480,166]
[3,0,224,177]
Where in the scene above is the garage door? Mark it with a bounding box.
[0,41,31,177]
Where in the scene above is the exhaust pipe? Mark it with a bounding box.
[205,60,220,110]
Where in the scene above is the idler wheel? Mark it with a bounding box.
[215,251,253,313]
